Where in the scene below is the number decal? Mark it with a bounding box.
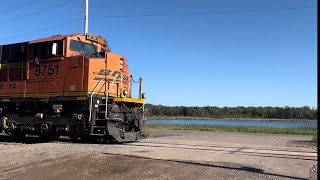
[41,65,47,76]
[35,65,41,76]
[48,65,54,75]
[35,64,59,76]
[55,64,59,75]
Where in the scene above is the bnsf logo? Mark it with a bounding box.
[94,69,129,81]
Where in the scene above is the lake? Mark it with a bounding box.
[145,119,317,129]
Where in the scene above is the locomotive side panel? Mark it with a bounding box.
[0,81,26,98]
[27,60,64,96]
[86,53,131,97]
[62,56,86,94]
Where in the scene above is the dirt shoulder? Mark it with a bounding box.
[0,130,317,180]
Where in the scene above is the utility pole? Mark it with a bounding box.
[84,0,88,34]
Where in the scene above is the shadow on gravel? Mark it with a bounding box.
[102,152,307,180]
[0,134,132,145]
[138,141,317,154]
[122,143,316,161]
[287,140,317,148]
[0,134,48,144]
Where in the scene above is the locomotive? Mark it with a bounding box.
[0,33,146,142]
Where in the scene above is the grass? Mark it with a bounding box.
[146,116,217,120]
[144,132,155,138]
[145,124,317,136]
[145,116,316,122]
[311,134,317,143]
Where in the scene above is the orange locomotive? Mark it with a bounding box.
[0,33,146,142]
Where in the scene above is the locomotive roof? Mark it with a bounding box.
[29,33,82,44]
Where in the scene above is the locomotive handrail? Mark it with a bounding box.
[105,74,119,119]
[88,78,104,122]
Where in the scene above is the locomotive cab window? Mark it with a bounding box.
[1,42,28,63]
[32,40,64,59]
[70,40,97,54]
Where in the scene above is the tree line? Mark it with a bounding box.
[145,104,318,120]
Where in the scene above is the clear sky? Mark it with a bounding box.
[0,0,317,107]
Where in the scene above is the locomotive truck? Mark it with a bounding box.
[0,33,146,142]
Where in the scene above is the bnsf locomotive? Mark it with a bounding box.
[0,33,146,142]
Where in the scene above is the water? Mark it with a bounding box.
[145,119,317,129]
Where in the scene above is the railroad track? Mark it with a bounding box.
[0,135,317,161]
[124,140,317,161]
[0,132,316,180]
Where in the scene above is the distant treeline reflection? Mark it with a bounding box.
[145,104,317,120]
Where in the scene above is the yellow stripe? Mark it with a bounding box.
[0,62,26,69]
[76,97,87,100]
[0,92,144,104]
[0,99,10,102]
[0,92,120,99]
[114,97,144,104]
[0,93,63,98]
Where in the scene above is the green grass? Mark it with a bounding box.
[144,132,155,138]
[311,134,317,143]
[145,124,317,136]
[145,116,316,122]
[146,116,215,120]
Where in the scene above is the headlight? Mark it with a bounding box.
[121,89,127,97]
[142,93,146,99]
[36,113,44,120]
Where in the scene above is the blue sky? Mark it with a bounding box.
[0,0,317,107]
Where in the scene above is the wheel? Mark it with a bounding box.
[80,135,95,143]
[51,134,61,141]
[10,132,25,142]
[69,134,79,142]
[39,133,59,142]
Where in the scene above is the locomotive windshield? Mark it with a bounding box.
[70,40,97,54]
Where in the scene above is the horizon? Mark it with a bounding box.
[146,103,318,109]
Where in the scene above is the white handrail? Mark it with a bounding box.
[89,78,104,122]
[105,74,118,119]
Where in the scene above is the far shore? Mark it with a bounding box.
[145,116,317,122]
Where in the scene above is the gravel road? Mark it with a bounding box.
[0,130,317,180]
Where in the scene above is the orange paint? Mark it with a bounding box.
[0,33,131,98]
